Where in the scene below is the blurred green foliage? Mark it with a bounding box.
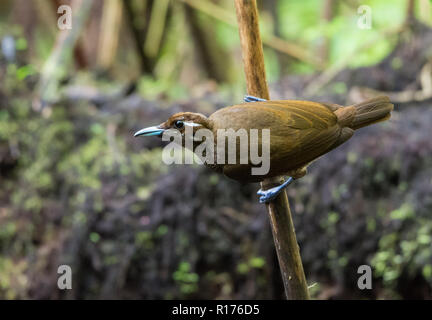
[372,203,432,290]
[173,261,199,296]
[2,0,429,103]
[0,64,169,298]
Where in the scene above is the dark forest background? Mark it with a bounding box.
[0,0,432,299]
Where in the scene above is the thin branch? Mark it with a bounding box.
[234,0,310,300]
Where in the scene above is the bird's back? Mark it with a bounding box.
[208,100,344,181]
[209,100,338,132]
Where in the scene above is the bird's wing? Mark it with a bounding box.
[239,101,342,172]
[210,100,338,131]
[260,101,342,170]
[256,100,338,130]
[209,101,344,176]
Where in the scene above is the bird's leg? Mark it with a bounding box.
[244,95,267,102]
[257,177,295,203]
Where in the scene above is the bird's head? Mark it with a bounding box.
[134,112,211,144]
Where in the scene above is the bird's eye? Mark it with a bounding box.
[174,120,184,129]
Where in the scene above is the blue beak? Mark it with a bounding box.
[134,126,165,137]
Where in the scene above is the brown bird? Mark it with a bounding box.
[134,95,393,202]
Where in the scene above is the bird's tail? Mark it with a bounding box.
[348,96,394,130]
[335,96,394,130]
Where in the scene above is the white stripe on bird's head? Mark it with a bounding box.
[183,121,202,127]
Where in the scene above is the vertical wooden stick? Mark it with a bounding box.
[98,0,123,70]
[234,0,310,300]
[144,0,170,58]
[318,0,334,64]
[405,0,416,24]
[36,0,94,108]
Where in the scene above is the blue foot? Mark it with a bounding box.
[257,177,294,203]
[244,95,267,103]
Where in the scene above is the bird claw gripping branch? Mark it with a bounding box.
[257,176,295,203]
[135,95,393,204]
[244,95,267,103]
